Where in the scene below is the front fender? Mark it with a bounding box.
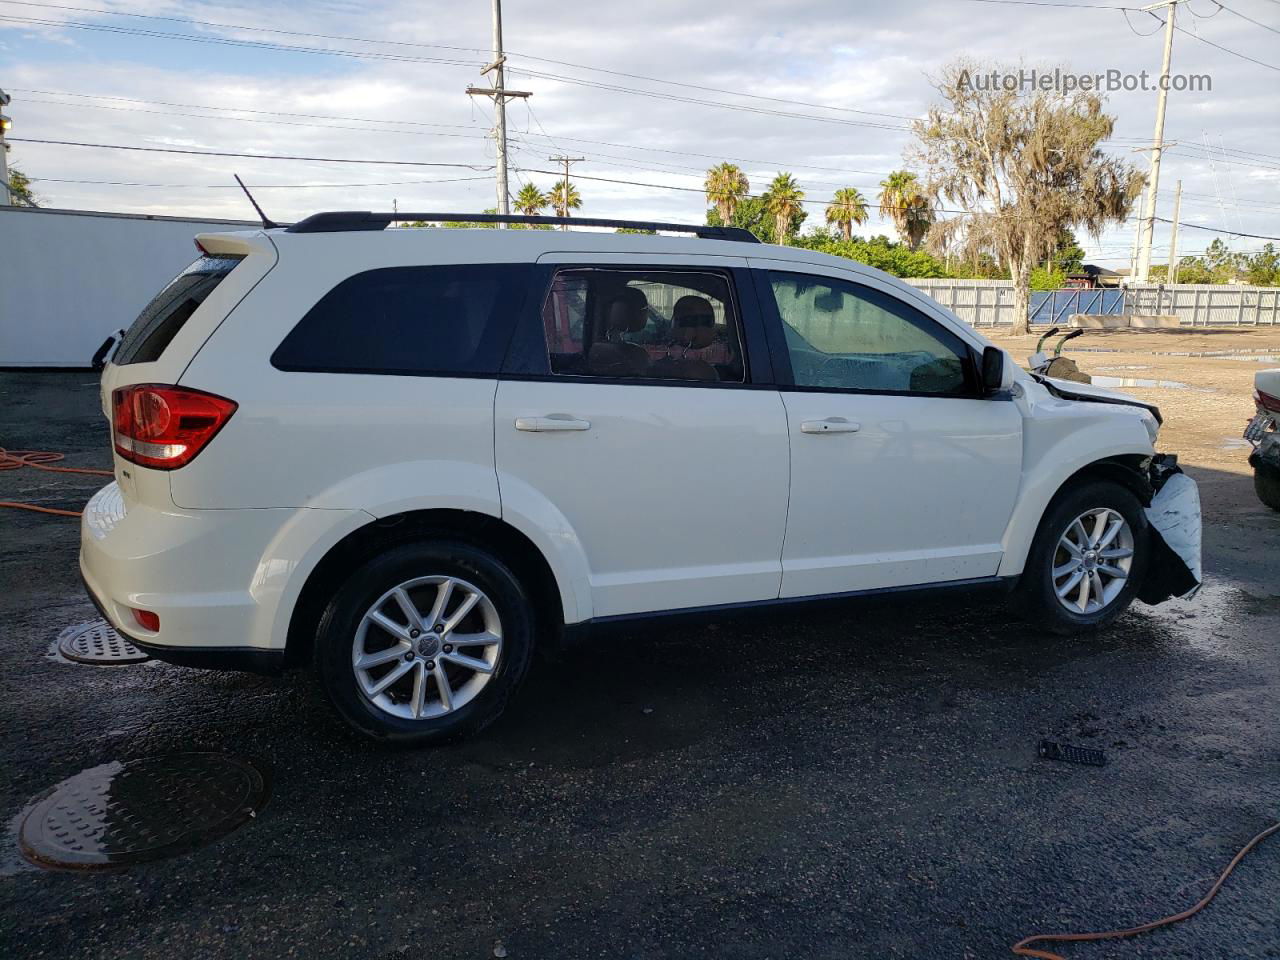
[998,396,1155,578]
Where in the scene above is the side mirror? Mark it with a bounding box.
[981,346,1005,395]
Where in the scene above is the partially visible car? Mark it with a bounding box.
[1246,368,1280,511]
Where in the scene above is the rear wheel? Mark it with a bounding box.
[1255,464,1280,512]
[1014,480,1149,635]
[314,540,534,744]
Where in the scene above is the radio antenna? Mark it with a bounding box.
[234,174,278,229]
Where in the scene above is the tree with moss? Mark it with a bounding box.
[913,59,1143,334]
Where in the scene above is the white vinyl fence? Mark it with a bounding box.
[907,279,1019,326]
[909,278,1280,327]
[1,206,258,367]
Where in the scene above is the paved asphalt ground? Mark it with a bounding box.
[1,370,1277,959]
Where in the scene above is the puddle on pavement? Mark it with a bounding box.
[17,753,269,871]
[1091,375,1201,391]
[1073,347,1280,360]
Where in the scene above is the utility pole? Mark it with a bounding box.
[1134,0,1183,282]
[1168,179,1182,285]
[1129,191,1146,282]
[465,0,530,226]
[548,155,583,230]
[0,88,12,206]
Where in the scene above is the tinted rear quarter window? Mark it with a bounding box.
[271,263,531,376]
[114,255,244,365]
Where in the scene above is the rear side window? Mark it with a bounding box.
[271,263,531,376]
[114,255,244,365]
[541,268,746,383]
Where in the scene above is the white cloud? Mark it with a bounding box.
[2,0,1276,258]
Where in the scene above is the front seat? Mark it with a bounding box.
[587,289,650,377]
[650,295,719,382]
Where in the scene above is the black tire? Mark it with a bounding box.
[1014,480,1150,636]
[314,540,534,745]
[1255,464,1280,512]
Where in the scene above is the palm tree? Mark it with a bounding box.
[763,173,805,246]
[825,187,869,242]
[704,162,750,224]
[514,183,546,217]
[548,179,582,225]
[878,170,933,250]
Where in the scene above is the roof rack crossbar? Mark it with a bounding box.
[285,211,759,243]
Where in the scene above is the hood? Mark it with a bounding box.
[1042,376,1138,403]
[1034,374,1163,424]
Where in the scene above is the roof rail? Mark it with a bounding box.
[285,211,760,243]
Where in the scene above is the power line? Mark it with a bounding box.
[958,0,1133,8]
[0,8,916,133]
[28,175,494,189]
[1173,20,1280,70]
[0,13,483,67]
[11,85,906,179]
[959,0,1280,69]
[9,87,493,134]
[1209,1,1280,33]
[0,0,488,53]
[0,0,920,124]
[19,95,499,143]
[8,137,495,169]
[14,136,1277,234]
[1154,216,1280,240]
[505,67,912,132]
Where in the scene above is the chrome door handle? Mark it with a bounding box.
[800,417,861,434]
[514,414,592,433]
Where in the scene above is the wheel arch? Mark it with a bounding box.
[998,452,1152,579]
[284,509,566,667]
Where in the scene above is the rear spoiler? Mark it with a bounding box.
[194,230,274,258]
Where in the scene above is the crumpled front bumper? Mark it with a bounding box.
[1248,430,1280,472]
[1138,455,1202,604]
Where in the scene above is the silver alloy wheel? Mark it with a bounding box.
[1051,507,1135,615]
[352,575,503,721]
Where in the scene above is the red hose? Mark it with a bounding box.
[1012,820,1280,959]
[0,448,113,518]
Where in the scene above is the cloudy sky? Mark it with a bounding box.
[1,0,1277,266]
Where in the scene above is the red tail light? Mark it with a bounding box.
[1257,389,1280,414]
[112,384,237,470]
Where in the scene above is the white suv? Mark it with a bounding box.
[81,212,1200,744]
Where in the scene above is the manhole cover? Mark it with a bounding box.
[18,753,269,870]
[57,620,149,665]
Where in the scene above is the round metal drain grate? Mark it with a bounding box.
[57,620,149,665]
[19,753,269,870]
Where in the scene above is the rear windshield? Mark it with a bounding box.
[113,255,244,365]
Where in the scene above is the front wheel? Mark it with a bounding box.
[314,540,534,744]
[1014,480,1150,635]
[1255,464,1280,512]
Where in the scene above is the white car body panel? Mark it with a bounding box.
[495,378,790,618]
[494,250,790,618]
[748,256,1024,595]
[80,224,1168,658]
